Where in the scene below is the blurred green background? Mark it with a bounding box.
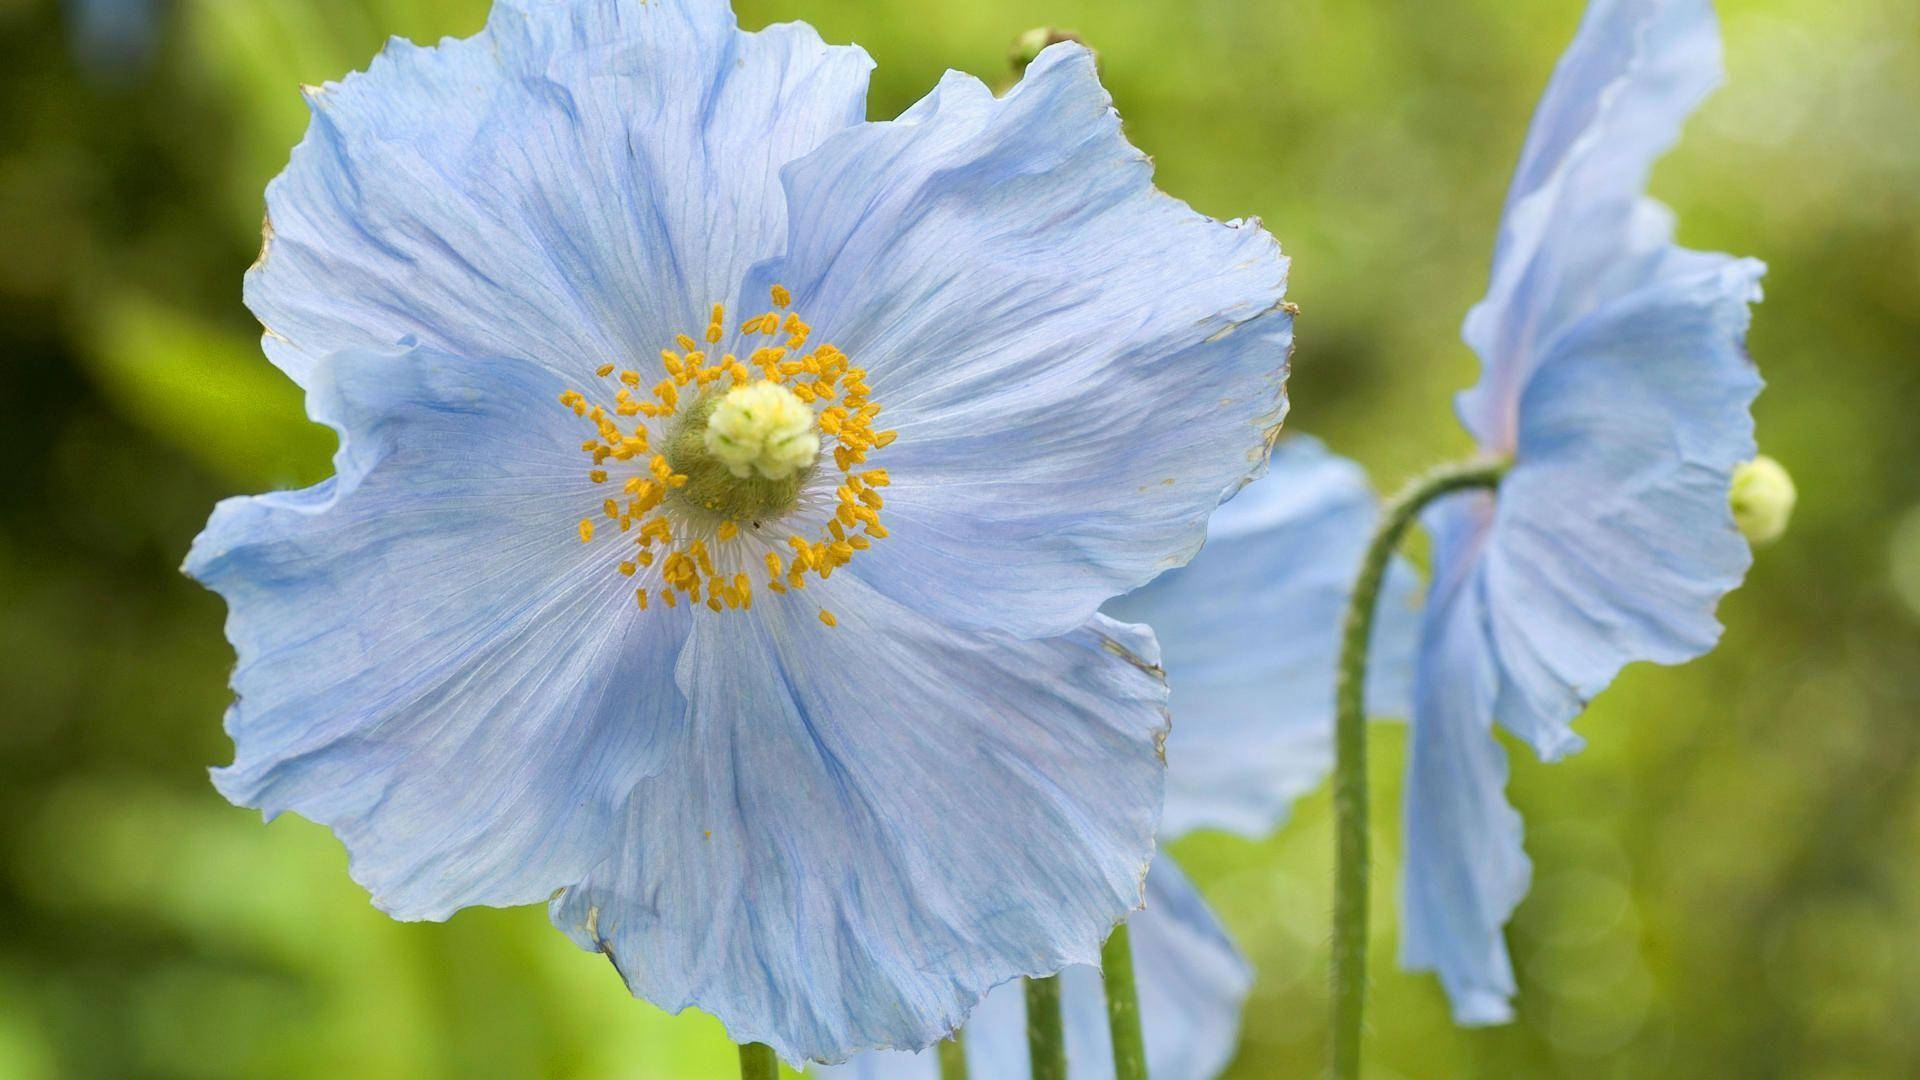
[3,0,1916,1076]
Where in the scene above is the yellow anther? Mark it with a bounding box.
[565,293,890,619]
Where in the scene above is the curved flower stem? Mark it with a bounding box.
[938,1032,969,1079]
[1025,975,1067,1080]
[1331,458,1506,1080]
[1102,923,1148,1080]
[738,1042,778,1080]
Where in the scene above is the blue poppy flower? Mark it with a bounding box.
[185,0,1292,1064]
[813,439,1420,1078]
[1401,0,1765,1024]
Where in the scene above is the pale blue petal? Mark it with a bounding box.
[1103,437,1420,840]
[1484,258,1762,758]
[746,43,1292,640]
[246,0,872,387]
[813,857,1251,1080]
[185,345,690,921]
[1458,0,1730,449]
[1400,495,1528,1026]
[550,580,1169,1065]
[1408,0,1764,1024]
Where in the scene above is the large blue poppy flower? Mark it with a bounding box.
[1402,0,1765,1024]
[814,439,1420,1079]
[184,0,1292,1064]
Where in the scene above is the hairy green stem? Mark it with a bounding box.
[938,1033,969,1080]
[1331,458,1506,1080]
[739,1042,778,1080]
[1025,976,1067,1080]
[1102,923,1148,1080]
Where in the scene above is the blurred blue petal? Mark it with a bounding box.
[1104,437,1420,840]
[1458,0,1735,449]
[750,44,1292,640]
[812,857,1251,1080]
[1399,494,1527,1025]
[245,0,873,388]
[1404,0,1764,1024]
[68,0,156,78]
[185,345,692,921]
[551,601,1167,1064]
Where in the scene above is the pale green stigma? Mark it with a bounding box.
[663,384,819,523]
[1731,455,1796,545]
[705,381,820,480]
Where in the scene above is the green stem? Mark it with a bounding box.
[1025,975,1067,1080]
[1331,458,1505,1080]
[738,1042,778,1080]
[1102,923,1148,1080]
[938,1032,969,1080]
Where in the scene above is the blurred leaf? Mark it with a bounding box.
[81,291,332,490]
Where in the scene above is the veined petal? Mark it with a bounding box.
[747,43,1291,640]
[1103,438,1420,840]
[1400,496,1528,1026]
[811,857,1252,1080]
[247,0,872,387]
[1483,258,1762,759]
[1459,0,1729,449]
[185,345,691,921]
[550,579,1169,1064]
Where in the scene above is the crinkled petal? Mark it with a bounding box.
[550,577,1169,1064]
[745,43,1291,640]
[1458,0,1730,449]
[185,345,690,920]
[1103,437,1420,840]
[813,857,1251,1080]
[1484,259,1762,759]
[1400,496,1528,1026]
[247,0,872,387]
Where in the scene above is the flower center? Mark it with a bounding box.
[557,284,897,623]
[660,382,818,523]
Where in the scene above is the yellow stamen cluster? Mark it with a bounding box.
[558,285,897,621]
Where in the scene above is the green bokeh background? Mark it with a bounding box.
[3,0,1916,1076]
